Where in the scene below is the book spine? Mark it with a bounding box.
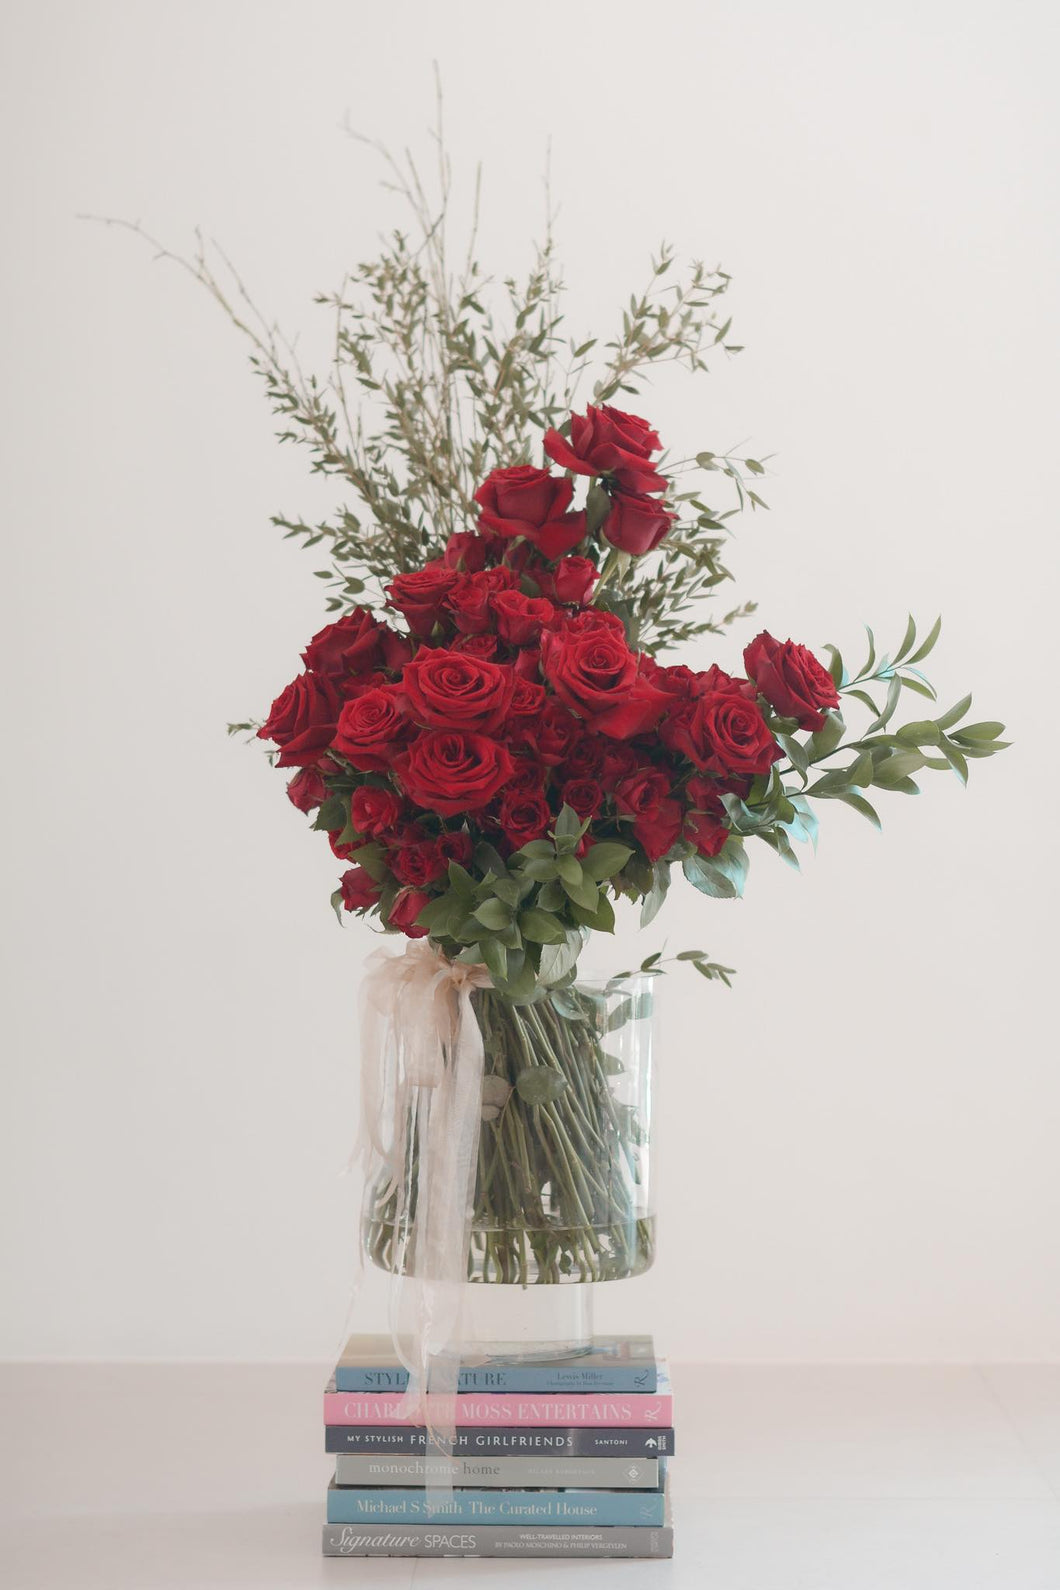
[322,1522,674,1559]
[326,1485,666,1528]
[325,1425,675,1457]
[323,1391,672,1428]
[334,1364,658,1394]
[334,1454,661,1488]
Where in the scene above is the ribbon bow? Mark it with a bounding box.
[355,940,492,1472]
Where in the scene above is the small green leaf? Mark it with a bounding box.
[518,908,566,944]
[935,693,972,731]
[474,898,512,931]
[581,842,634,881]
[894,614,917,662]
[481,937,508,983]
[556,855,583,886]
[447,862,477,896]
[906,615,942,664]
[515,1067,569,1105]
[835,791,882,828]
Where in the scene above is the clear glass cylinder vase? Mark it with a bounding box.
[361,972,657,1358]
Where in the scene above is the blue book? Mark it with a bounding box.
[333,1332,657,1394]
[325,1479,667,1528]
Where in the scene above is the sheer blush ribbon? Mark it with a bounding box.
[354,940,492,1491]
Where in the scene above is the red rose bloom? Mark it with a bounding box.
[386,566,460,637]
[663,676,781,777]
[436,830,473,866]
[561,737,606,781]
[743,631,840,732]
[509,676,547,717]
[350,785,403,837]
[603,492,676,556]
[387,889,431,939]
[443,529,506,572]
[301,607,386,680]
[516,699,583,766]
[450,633,500,660]
[561,778,604,819]
[496,789,553,848]
[684,775,730,858]
[286,766,328,812]
[446,568,518,635]
[474,466,587,560]
[543,406,668,495]
[492,589,557,645]
[615,768,683,862]
[338,865,381,913]
[391,838,448,887]
[540,628,669,740]
[331,686,410,771]
[401,648,516,733]
[562,607,627,635]
[393,730,515,817]
[512,646,542,680]
[508,757,547,794]
[258,672,341,768]
[535,556,599,606]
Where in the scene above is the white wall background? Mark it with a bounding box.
[2,0,1057,1364]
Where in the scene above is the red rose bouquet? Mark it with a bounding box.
[137,141,1007,1320]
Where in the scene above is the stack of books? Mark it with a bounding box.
[321,1332,674,1559]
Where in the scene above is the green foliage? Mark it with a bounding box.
[737,618,1009,857]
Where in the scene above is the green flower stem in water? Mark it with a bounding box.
[362,985,655,1285]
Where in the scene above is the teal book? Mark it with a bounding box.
[334,1332,657,1394]
[325,1479,666,1528]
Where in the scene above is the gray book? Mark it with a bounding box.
[322,1518,673,1558]
[334,1453,661,1489]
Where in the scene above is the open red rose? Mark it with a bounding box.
[540,628,669,740]
[393,730,515,817]
[331,686,410,771]
[509,676,546,717]
[387,888,431,939]
[663,677,781,777]
[386,566,460,637]
[445,568,518,635]
[258,672,341,768]
[616,768,683,863]
[507,758,547,794]
[450,633,500,660]
[301,608,386,680]
[338,865,382,913]
[350,785,403,837]
[684,775,730,858]
[513,699,583,766]
[436,830,474,867]
[492,589,557,645]
[400,648,516,733]
[743,631,840,732]
[604,492,676,556]
[286,766,328,812]
[474,465,587,560]
[535,556,599,606]
[544,406,668,495]
[443,529,506,572]
[391,838,448,887]
[561,778,604,819]
[496,788,552,848]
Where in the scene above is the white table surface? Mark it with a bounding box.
[2,1362,1059,1589]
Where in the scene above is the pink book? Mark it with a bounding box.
[323,1367,672,1428]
